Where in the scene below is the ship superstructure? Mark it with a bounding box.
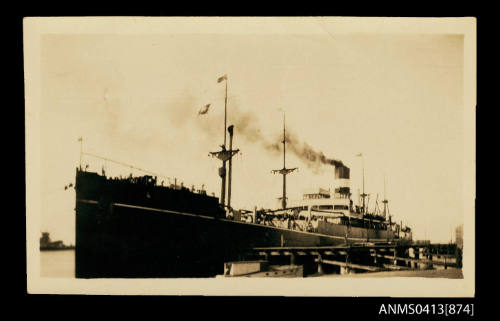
[262,116,412,241]
[269,163,409,240]
[284,165,354,219]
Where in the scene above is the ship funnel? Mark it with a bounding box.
[334,165,350,179]
[333,165,350,199]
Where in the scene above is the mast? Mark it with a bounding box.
[360,155,368,215]
[221,78,227,206]
[210,75,239,209]
[78,137,83,170]
[283,114,286,168]
[282,114,286,208]
[272,113,297,209]
[224,79,227,147]
[382,175,389,219]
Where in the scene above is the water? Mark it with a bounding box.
[40,249,75,278]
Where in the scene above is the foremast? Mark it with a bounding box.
[209,75,239,209]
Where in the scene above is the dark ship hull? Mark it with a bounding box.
[75,169,399,278]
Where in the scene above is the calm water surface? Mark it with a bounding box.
[40,249,75,278]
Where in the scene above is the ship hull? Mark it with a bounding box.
[74,170,403,278]
[76,200,354,278]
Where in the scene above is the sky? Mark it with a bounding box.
[38,27,465,244]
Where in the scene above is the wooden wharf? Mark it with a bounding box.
[247,242,461,276]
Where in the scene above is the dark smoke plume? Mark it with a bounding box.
[186,93,346,172]
[281,129,345,172]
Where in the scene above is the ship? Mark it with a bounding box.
[40,232,75,251]
[75,77,411,278]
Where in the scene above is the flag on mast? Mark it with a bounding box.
[217,74,227,83]
[198,104,211,115]
[355,153,362,157]
[78,137,82,142]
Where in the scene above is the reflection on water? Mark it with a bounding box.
[40,249,75,278]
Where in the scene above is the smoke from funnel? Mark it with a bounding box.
[227,108,348,173]
[174,91,347,173]
[280,129,347,173]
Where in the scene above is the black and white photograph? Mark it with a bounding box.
[24,17,476,296]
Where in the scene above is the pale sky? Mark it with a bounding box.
[38,26,465,244]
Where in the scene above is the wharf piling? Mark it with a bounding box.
[235,242,462,277]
